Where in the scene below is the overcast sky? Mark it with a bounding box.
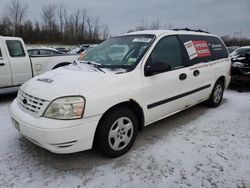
[1,0,250,37]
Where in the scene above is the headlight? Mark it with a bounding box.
[232,61,244,68]
[43,96,85,120]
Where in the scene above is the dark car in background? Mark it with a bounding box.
[230,46,250,58]
[231,46,250,85]
[227,46,239,54]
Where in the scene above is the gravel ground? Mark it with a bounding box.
[0,88,249,188]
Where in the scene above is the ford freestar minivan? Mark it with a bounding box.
[10,30,231,157]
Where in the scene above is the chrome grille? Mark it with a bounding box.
[18,89,47,117]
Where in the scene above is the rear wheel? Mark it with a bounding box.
[95,107,138,158]
[205,80,224,107]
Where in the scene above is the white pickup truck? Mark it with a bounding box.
[0,36,78,89]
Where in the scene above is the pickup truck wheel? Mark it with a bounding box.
[205,80,224,107]
[96,107,138,158]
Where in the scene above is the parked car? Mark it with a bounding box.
[227,47,235,54]
[10,30,231,157]
[0,36,79,89]
[27,47,64,56]
[55,47,70,53]
[69,44,97,54]
[231,49,250,84]
[230,46,250,57]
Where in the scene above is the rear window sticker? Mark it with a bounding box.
[184,40,211,60]
[192,40,211,58]
[184,40,198,60]
[211,43,223,51]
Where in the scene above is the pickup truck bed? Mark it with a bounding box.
[0,36,78,88]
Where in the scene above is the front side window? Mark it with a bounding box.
[83,35,155,69]
[6,40,25,57]
[0,48,2,57]
[28,49,39,56]
[147,36,183,70]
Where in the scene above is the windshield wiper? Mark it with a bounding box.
[81,61,106,73]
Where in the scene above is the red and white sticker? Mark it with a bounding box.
[184,40,211,60]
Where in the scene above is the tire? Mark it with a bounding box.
[95,107,138,158]
[205,80,224,107]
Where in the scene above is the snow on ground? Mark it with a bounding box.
[0,88,249,188]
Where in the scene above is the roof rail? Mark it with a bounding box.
[173,28,210,34]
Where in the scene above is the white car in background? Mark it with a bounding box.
[10,30,231,157]
[27,47,64,56]
[0,36,79,89]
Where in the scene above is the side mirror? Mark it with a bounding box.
[145,61,171,76]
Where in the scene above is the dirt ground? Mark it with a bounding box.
[0,87,249,188]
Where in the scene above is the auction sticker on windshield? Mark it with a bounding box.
[132,38,152,43]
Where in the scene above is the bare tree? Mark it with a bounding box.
[1,2,109,44]
[86,17,94,40]
[136,18,148,31]
[73,9,82,38]
[7,0,28,35]
[57,4,65,33]
[101,25,109,40]
[80,9,87,39]
[0,16,12,35]
[150,19,161,30]
[93,17,100,40]
[41,4,57,31]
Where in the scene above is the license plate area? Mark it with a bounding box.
[12,118,20,131]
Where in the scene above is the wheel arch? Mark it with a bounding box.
[52,62,71,69]
[93,99,145,146]
[215,76,226,89]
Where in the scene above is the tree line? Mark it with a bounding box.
[221,35,250,47]
[0,0,109,44]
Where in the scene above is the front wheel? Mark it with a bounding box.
[95,107,138,158]
[205,80,224,107]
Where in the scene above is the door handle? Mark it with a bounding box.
[0,63,5,66]
[193,70,200,77]
[179,73,187,81]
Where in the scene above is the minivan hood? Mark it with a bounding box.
[21,64,120,101]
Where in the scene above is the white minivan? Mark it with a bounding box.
[10,30,231,157]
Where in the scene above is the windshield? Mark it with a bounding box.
[233,48,250,55]
[83,35,155,69]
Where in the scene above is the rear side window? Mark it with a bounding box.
[28,49,39,56]
[6,40,25,57]
[0,48,2,57]
[39,49,53,55]
[206,36,229,60]
[179,35,228,65]
[149,36,183,70]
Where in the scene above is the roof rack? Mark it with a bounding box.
[173,28,210,34]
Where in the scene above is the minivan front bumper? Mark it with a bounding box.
[10,99,101,154]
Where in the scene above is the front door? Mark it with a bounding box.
[4,39,32,86]
[0,39,12,87]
